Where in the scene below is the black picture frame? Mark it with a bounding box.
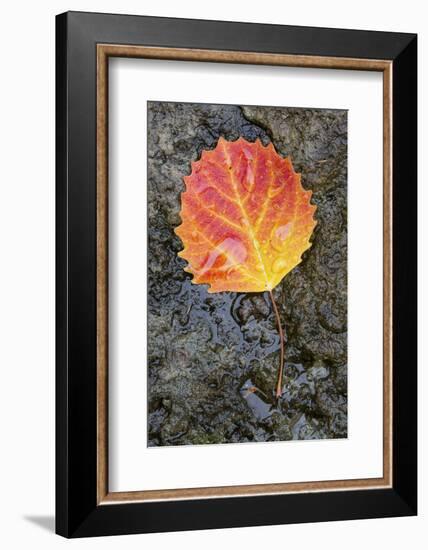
[56,10,417,538]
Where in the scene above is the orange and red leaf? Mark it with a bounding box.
[175,137,317,293]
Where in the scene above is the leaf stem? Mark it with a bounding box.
[269,289,285,399]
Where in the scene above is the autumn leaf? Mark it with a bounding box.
[175,137,317,397]
[175,137,316,292]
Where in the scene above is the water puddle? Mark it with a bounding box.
[240,379,272,421]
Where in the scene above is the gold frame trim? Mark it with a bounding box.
[96,44,393,505]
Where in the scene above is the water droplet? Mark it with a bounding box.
[270,223,293,252]
[237,147,255,192]
[241,165,255,192]
[200,249,227,272]
[272,257,288,273]
[200,237,248,274]
[239,217,249,227]
[220,237,247,265]
[276,223,293,240]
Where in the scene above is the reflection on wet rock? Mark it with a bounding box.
[147,102,347,446]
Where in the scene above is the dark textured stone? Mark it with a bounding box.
[147,101,347,446]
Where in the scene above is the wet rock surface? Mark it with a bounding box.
[147,101,347,446]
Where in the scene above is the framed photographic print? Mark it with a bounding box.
[56,11,417,538]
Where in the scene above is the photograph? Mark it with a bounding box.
[147,101,348,446]
[0,0,421,545]
[0,3,411,543]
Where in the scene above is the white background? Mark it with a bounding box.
[0,0,425,548]
[109,59,383,492]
